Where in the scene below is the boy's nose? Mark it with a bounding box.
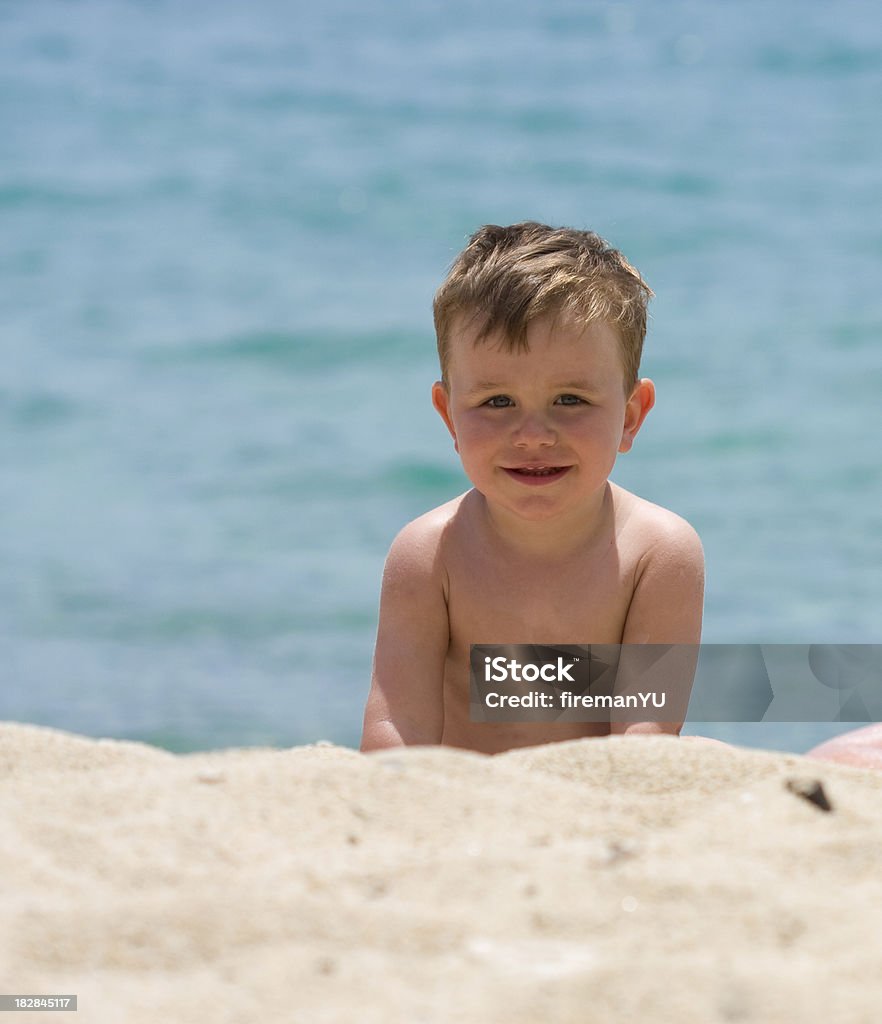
[512,412,557,447]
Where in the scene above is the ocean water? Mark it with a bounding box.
[2,0,880,753]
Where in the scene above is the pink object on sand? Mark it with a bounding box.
[805,724,882,770]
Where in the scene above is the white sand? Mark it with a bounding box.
[2,722,882,1023]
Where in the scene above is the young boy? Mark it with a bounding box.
[361,222,704,754]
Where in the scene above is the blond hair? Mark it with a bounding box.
[433,222,653,392]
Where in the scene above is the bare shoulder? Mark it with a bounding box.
[612,483,704,571]
[383,491,471,585]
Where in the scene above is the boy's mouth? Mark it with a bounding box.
[503,465,572,485]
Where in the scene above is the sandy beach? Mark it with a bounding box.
[2,722,881,1024]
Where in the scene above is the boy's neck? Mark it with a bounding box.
[473,484,616,560]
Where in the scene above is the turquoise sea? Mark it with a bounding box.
[2,0,880,753]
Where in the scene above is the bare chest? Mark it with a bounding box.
[445,538,635,648]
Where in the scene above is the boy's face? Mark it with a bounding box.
[432,314,654,526]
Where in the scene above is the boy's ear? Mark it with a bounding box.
[431,380,459,452]
[619,378,655,453]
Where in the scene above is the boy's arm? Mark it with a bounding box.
[360,519,450,750]
[611,516,705,737]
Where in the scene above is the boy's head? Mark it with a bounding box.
[433,222,653,394]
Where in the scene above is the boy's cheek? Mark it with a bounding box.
[454,419,497,454]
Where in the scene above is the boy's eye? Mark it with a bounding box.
[484,395,514,408]
[556,394,587,406]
